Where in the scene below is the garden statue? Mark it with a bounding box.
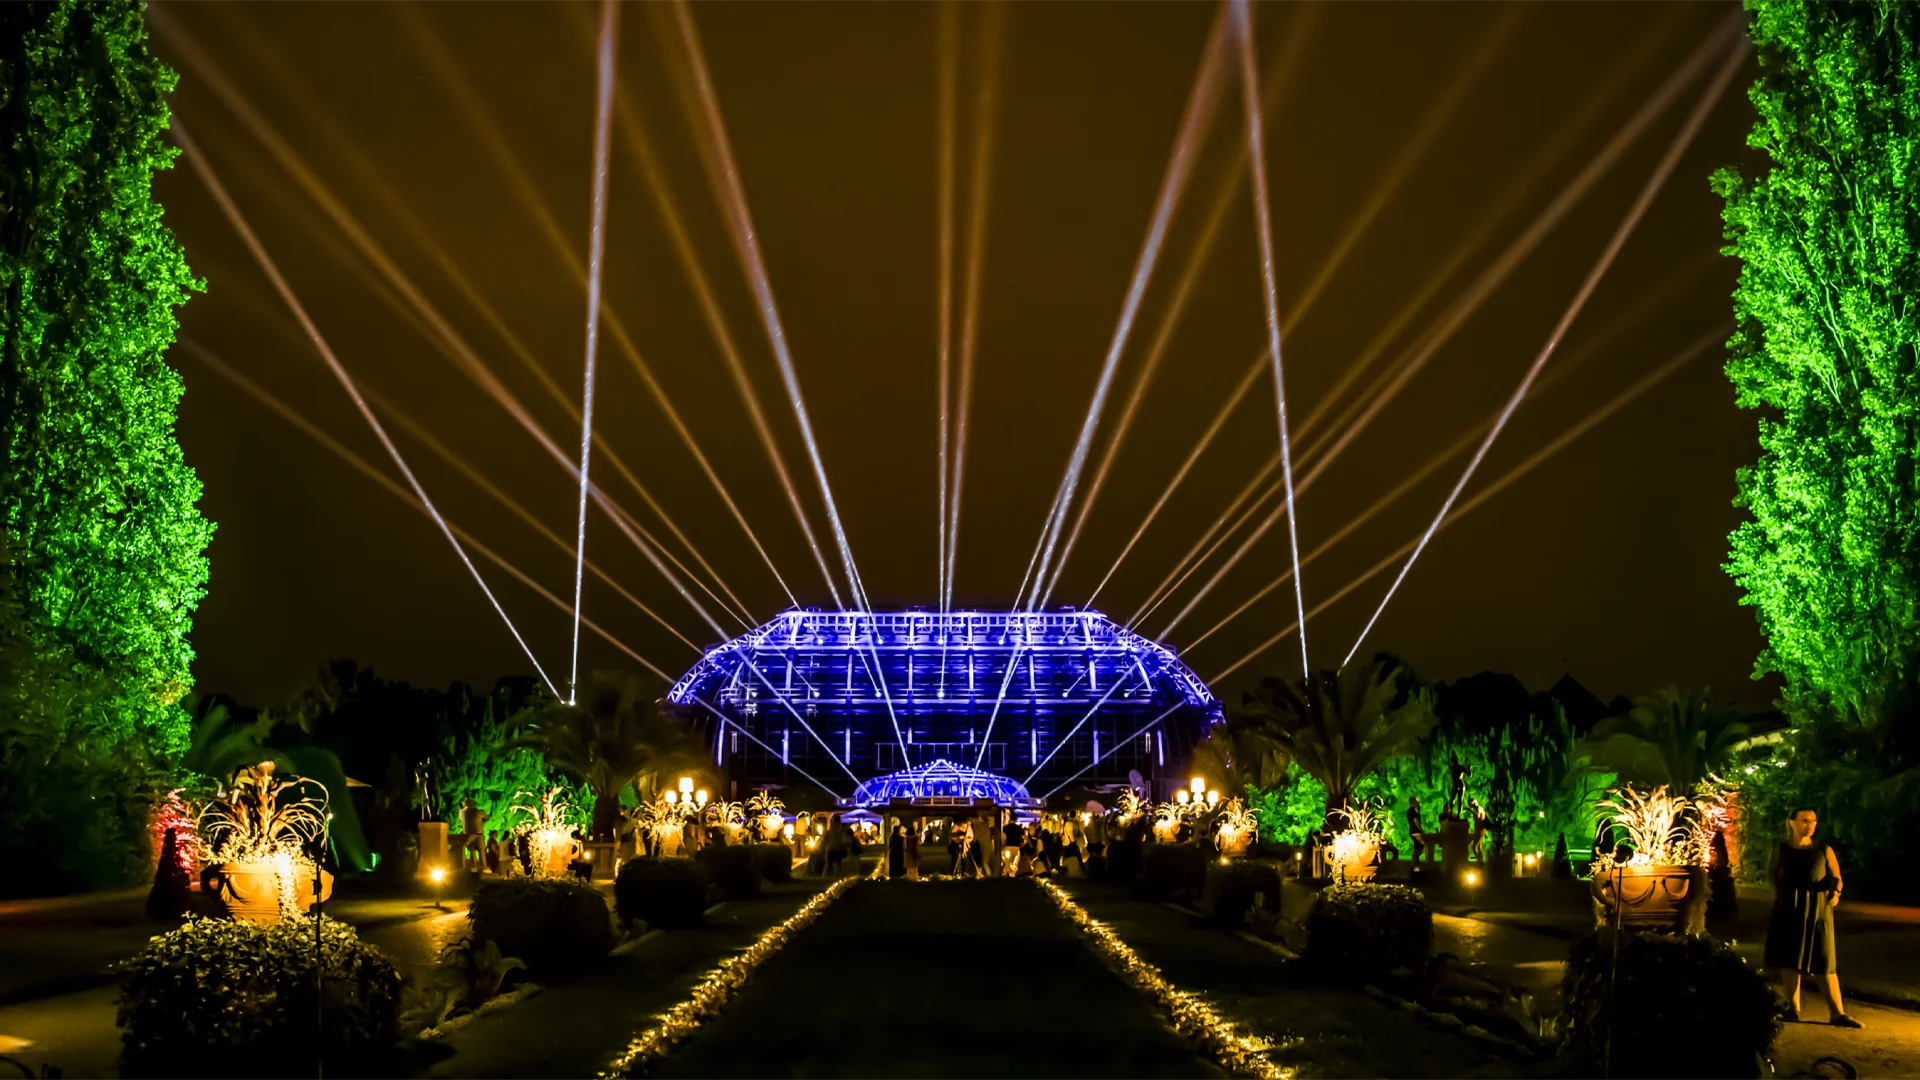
[460,797,488,872]
[1445,754,1469,820]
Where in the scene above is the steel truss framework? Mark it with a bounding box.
[668,608,1220,797]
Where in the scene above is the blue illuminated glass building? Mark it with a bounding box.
[666,608,1221,807]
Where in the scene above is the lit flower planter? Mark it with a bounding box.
[1589,786,1709,935]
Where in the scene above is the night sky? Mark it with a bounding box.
[147,1,1779,712]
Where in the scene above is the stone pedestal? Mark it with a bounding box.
[417,821,449,875]
[585,840,619,882]
[1438,818,1470,871]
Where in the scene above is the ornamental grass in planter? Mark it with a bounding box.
[199,765,333,924]
[117,915,400,1078]
[1304,882,1432,984]
[467,878,613,977]
[1560,929,1784,1079]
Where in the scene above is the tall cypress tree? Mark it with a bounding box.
[1715,1,1919,720]
[0,1,210,749]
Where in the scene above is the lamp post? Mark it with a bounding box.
[429,864,447,911]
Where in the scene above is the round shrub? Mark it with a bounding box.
[1304,882,1432,984]
[614,857,709,930]
[1560,930,1783,1079]
[117,915,401,1077]
[751,843,794,884]
[1203,860,1283,927]
[1105,839,1144,885]
[697,844,762,900]
[1139,843,1208,900]
[467,878,614,976]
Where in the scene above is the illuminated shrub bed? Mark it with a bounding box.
[1304,882,1432,984]
[615,857,709,930]
[696,846,761,900]
[750,843,795,884]
[1139,844,1209,901]
[467,878,613,976]
[1202,860,1283,928]
[116,916,401,1077]
[1560,930,1782,1078]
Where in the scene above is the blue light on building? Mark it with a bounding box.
[668,608,1220,803]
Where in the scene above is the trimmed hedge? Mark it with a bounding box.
[1139,844,1208,900]
[751,844,794,884]
[117,915,401,1077]
[615,857,708,930]
[1203,860,1283,927]
[1106,839,1144,885]
[1561,930,1783,1078]
[697,844,762,900]
[468,878,614,976]
[1304,882,1431,983]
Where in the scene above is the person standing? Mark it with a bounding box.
[888,824,907,879]
[1405,796,1427,863]
[1764,807,1861,1027]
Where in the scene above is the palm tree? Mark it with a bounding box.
[1583,687,1750,793]
[511,675,703,839]
[1189,710,1290,796]
[1234,659,1436,822]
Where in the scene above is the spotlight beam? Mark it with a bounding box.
[1343,33,1746,667]
[185,341,683,678]
[1035,703,1183,804]
[1023,669,1142,786]
[944,0,1006,611]
[665,1,911,767]
[395,4,802,609]
[1228,0,1309,676]
[1020,6,1228,614]
[216,6,756,628]
[570,0,620,702]
[1041,1,1321,608]
[154,15,739,642]
[688,695,846,802]
[596,38,842,608]
[1152,18,1742,640]
[935,0,960,612]
[1096,5,1696,622]
[1181,254,1721,653]
[177,125,560,697]
[1212,324,1727,684]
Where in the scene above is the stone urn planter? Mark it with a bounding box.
[217,860,333,924]
[1332,842,1380,882]
[1217,833,1254,859]
[1590,863,1707,934]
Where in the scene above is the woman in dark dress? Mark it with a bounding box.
[1763,807,1862,1027]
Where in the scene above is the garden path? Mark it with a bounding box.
[653,879,1219,1079]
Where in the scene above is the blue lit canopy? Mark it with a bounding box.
[670,607,1219,801]
[847,758,1039,808]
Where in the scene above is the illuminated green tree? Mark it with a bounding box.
[1714,1,1920,721]
[0,1,210,748]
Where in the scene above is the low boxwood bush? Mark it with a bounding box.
[1138,843,1208,901]
[467,878,613,976]
[1203,860,1283,927]
[1105,839,1144,885]
[615,857,708,929]
[1304,882,1431,983]
[1560,930,1783,1078]
[697,844,762,900]
[750,843,794,884]
[117,915,401,1077]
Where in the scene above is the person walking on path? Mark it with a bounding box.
[1764,807,1862,1028]
[887,824,907,879]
